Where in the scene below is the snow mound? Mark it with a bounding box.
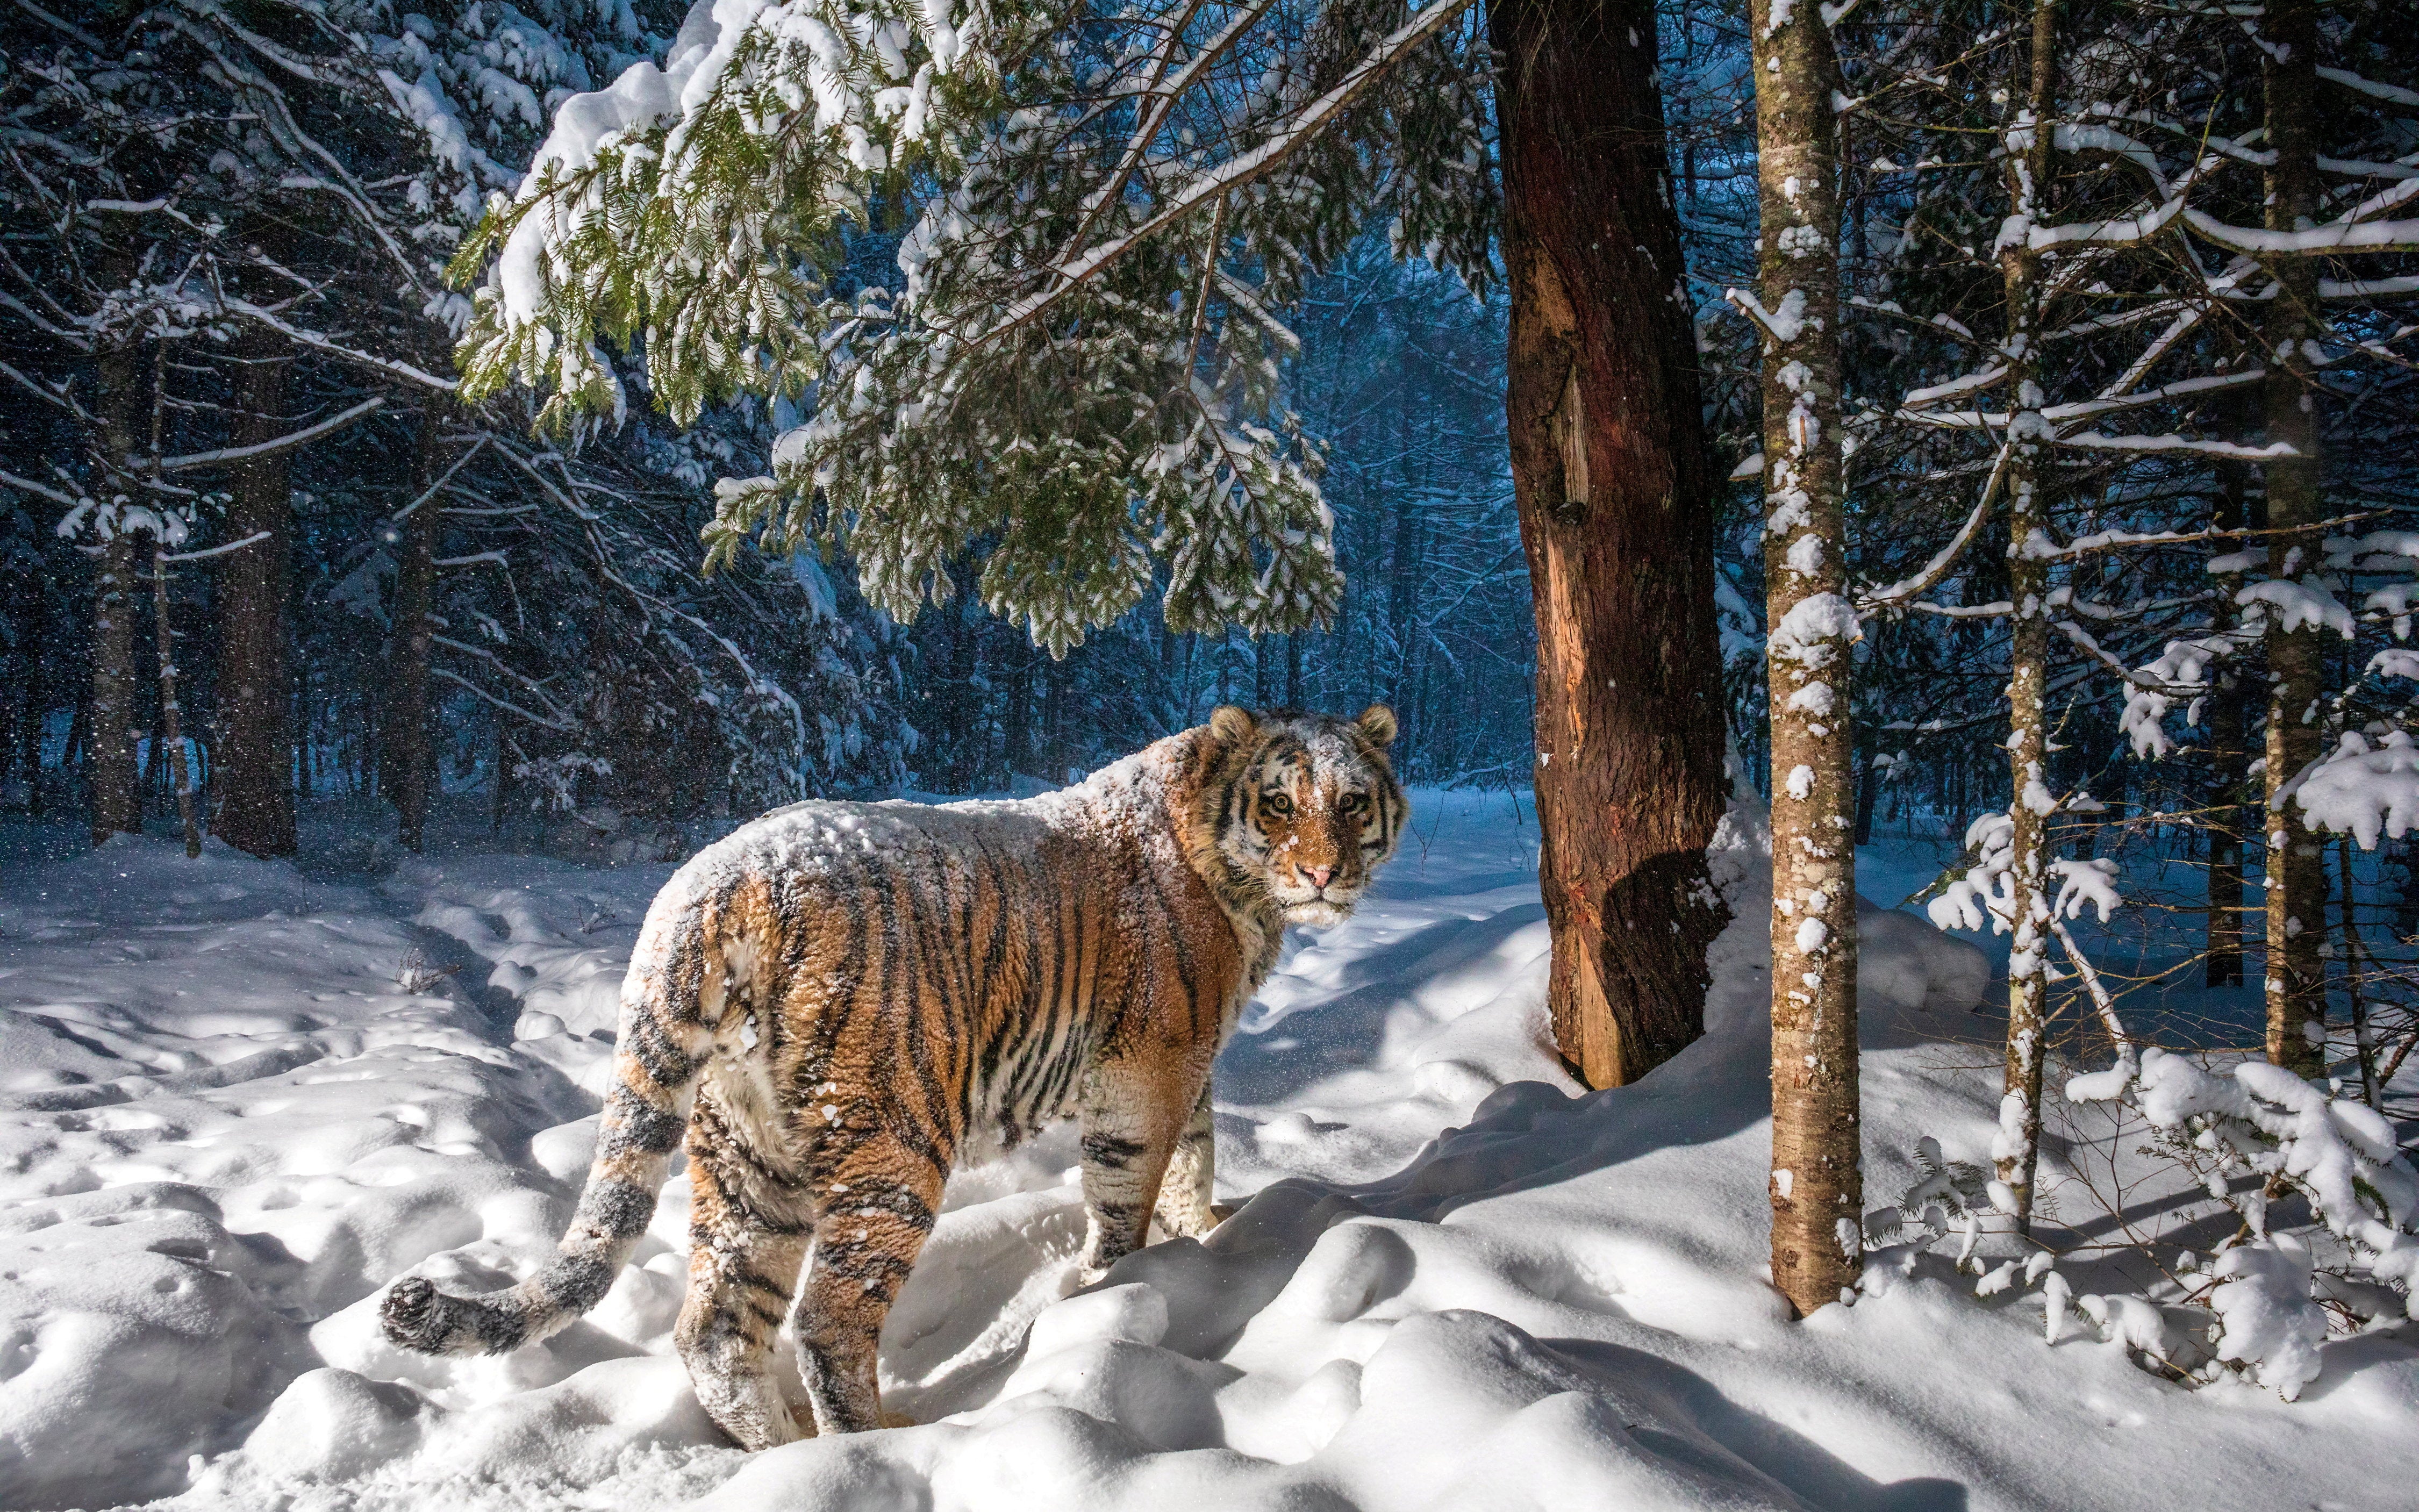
[4,793,2414,1510]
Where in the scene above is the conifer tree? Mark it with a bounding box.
[447,0,1732,1076]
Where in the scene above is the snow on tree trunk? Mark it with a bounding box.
[1493,0,1731,1089]
[211,342,298,859]
[1749,0,1861,1315]
[387,417,443,854]
[2260,0,2329,1079]
[1995,0,2060,1235]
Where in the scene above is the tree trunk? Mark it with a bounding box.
[148,535,202,858]
[16,578,43,815]
[387,417,443,851]
[1493,0,1731,1091]
[1994,0,2060,1235]
[1749,0,1861,1314]
[2205,447,2253,989]
[212,344,299,857]
[2259,0,2328,1078]
[91,549,138,829]
[87,346,145,847]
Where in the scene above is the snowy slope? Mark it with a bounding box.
[0,792,2412,1511]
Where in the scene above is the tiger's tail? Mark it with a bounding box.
[381,879,717,1357]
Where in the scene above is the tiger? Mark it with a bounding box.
[379,704,1406,1449]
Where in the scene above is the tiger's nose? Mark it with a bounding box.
[1304,865,1333,890]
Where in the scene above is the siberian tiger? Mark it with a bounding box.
[380,704,1406,1448]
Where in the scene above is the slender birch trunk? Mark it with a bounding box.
[1994,0,2060,1235]
[1494,0,1731,1088]
[2259,0,2328,1078]
[1750,0,1860,1316]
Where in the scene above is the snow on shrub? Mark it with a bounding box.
[2050,1048,2419,1399]
[2281,728,2419,849]
[1877,1044,2418,1399]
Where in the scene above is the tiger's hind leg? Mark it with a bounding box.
[792,1134,944,1435]
[675,1135,813,1451]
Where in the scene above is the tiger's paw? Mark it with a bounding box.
[879,1409,918,1429]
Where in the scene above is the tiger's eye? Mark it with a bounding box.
[1339,793,1366,814]
[1265,792,1294,815]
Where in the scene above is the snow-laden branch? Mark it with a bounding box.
[221,298,456,391]
[159,531,270,563]
[2317,65,2419,111]
[2184,207,2419,256]
[964,0,1482,352]
[0,467,83,510]
[2058,431,2298,460]
[1859,440,2007,612]
[159,395,385,472]
[395,435,490,521]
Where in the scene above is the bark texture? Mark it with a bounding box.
[2259,0,2327,1078]
[149,535,202,858]
[211,345,298,857]
[1751,0,1861,1316]
[387,417,445,852]
[1994,0,2059,1234]
[1493,0,1730,1090]
[86,342,144,847]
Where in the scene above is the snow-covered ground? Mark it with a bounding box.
[1,789,2413,1511]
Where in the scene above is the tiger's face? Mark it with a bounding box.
[1208,704,1407,927]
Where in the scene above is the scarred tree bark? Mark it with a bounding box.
[1750,0,1860,1316]
[2259,0,2328,1078]
[1493,0,1731,1089]
[212,342,298,857]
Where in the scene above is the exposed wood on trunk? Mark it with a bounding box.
[211,342,299,857]
[2259,0,2328,1078]
[1751,0,1862,1315]
[1493,0,1731,1091]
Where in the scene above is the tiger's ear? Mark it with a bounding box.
[1355,704,1398,748]
[1209,705,1258,746]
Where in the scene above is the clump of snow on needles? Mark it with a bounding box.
[0,787,2414,1511]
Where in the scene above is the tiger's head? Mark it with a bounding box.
[1197,704,1407,928]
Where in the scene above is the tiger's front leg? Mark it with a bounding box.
[1073,1055,1206,1285]
[1153,1077,1220,1239]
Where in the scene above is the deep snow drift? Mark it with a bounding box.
[0,789,2412,1511]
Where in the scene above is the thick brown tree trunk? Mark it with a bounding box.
[386,417,444,851]
[1493,0,1731,1089]
[2260,0,2328,1078]
[212,344,299,857]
